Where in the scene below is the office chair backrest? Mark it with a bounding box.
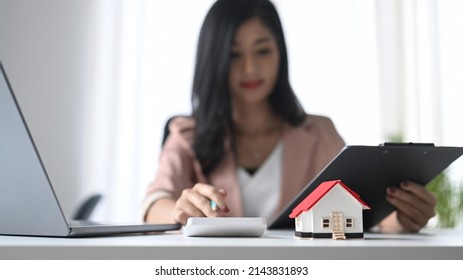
[73,194,102,220]
[161,115,189,147]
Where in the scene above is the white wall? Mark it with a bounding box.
[0,0,91,217]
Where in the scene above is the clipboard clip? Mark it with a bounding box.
[380,142,435,147]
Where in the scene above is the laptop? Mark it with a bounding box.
[0,61,180,237]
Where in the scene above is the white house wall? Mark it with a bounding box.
[311,185,364,233]
[296,211,314,232]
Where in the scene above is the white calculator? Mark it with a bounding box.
[183,217,267,237]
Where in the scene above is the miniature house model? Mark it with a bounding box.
[289,180,370,239]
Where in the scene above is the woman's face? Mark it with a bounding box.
[228,17,280,106]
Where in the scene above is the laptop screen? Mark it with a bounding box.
[0,62,70,236]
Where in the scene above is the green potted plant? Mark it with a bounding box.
[426,172,463,228]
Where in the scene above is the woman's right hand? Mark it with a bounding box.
[172,183,229,225]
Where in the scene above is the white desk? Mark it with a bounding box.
[1,228,462,260]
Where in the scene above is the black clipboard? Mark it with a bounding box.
[268,143,463,230]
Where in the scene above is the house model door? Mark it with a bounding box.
[332,211,346,240]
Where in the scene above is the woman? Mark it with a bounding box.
[144,0,436,232]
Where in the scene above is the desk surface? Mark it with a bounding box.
[1,228,462,260]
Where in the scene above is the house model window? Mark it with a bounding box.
[345,217,353,228]
[322,218,330,228]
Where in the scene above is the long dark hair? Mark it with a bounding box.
[192,0,306,175]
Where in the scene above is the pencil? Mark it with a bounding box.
[210,200,217,212]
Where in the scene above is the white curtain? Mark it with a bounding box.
[83,0,149,222]
[83,0,463,222]
[377,0,463,183]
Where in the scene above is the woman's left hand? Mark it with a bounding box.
[386,181,437,232]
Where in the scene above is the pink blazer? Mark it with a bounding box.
[145,115,345,218]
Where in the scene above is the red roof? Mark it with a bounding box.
[289,180,371,218]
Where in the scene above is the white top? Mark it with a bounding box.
[238,141,283,222]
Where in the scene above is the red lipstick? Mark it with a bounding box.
[240,79,263,89]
